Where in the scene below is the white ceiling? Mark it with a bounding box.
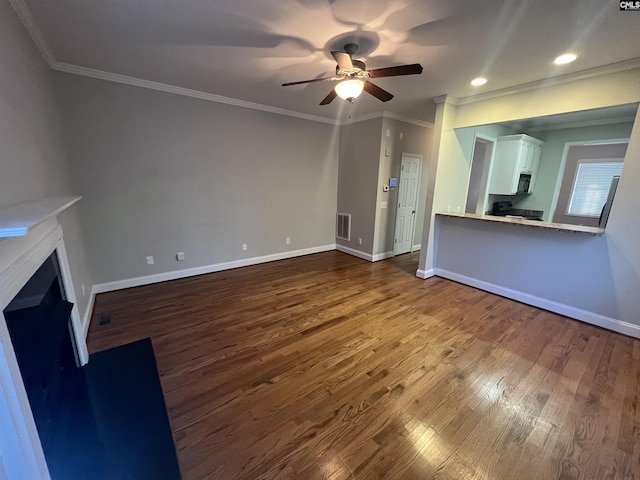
[16,0,640,123]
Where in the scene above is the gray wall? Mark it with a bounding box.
[374,117,431,255]
[53,73,339,284]
[434,215,626,317]
[336,118,383,254]
[0,0,92,318]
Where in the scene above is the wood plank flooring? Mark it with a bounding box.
[87,251,640,479]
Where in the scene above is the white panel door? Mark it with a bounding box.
[393,154,421,255]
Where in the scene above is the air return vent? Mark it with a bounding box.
[336,213,351,241]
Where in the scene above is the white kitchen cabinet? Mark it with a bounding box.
[488,134,543,195]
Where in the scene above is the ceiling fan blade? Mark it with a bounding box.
[331,51,353,71]
[282,76,340,87]
[364,81,394,102]
[367,63,423,78]
[319,89,338,105]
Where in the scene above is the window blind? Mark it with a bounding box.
[567,162,623,216]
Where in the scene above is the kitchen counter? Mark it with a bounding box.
[437,212,605,236]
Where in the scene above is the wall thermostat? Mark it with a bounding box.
[389,178,398,187]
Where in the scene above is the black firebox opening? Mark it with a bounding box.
[3,252,78,460]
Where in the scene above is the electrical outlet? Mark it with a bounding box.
[286,237,291,245]
[176,251,185,261]
[146,255,154,265]
[242,243,247,251]
[358,237,363,245]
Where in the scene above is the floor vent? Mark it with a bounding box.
[99,313,112,326]
[336,213,351,241]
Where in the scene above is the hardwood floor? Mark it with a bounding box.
[87,251,640,479]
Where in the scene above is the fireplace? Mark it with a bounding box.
[0,196,87,478]
[4,251,78,461]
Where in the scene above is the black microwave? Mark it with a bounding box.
[517,173,532,194]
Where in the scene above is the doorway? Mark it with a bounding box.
[465,134,496,214]
[393,153,422,256]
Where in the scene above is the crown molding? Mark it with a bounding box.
[502,120,524,131]
[340,110,433,128]
[53,62,340,125]
[523,115,637,133]
[456,58,640,106]
[14,0,637,126]
[9,0,55,67]
[383,111,434,128]
[433,94,459,105]
[340,111,384,126]
[10,0,340,125]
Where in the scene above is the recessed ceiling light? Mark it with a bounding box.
[554,53,577,65]
[471,77,487,86]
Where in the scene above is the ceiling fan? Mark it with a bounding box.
[282,43,423,105]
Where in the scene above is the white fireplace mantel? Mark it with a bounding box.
[0,195,85,479]
[0,196,81,238]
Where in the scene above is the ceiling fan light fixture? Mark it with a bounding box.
[335,79,365,101]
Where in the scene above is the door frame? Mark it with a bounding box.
[465,133,496,215]
[393,152,422,256]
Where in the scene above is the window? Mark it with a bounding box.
[567,162,623,217]
[552,142,627,228]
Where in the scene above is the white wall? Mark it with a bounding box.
[420,68,640,330]
[54,73,339,285]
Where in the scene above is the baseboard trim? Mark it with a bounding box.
[93,244,336,294]
[82,290,96,339]
[434,268,640,339]
[335,245,395,263]
[372,251,394,262]
[411,244,421,252]
[416,268,436,279]
[335,245,373,262]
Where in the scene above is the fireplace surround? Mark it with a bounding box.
[0,196,87,479]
